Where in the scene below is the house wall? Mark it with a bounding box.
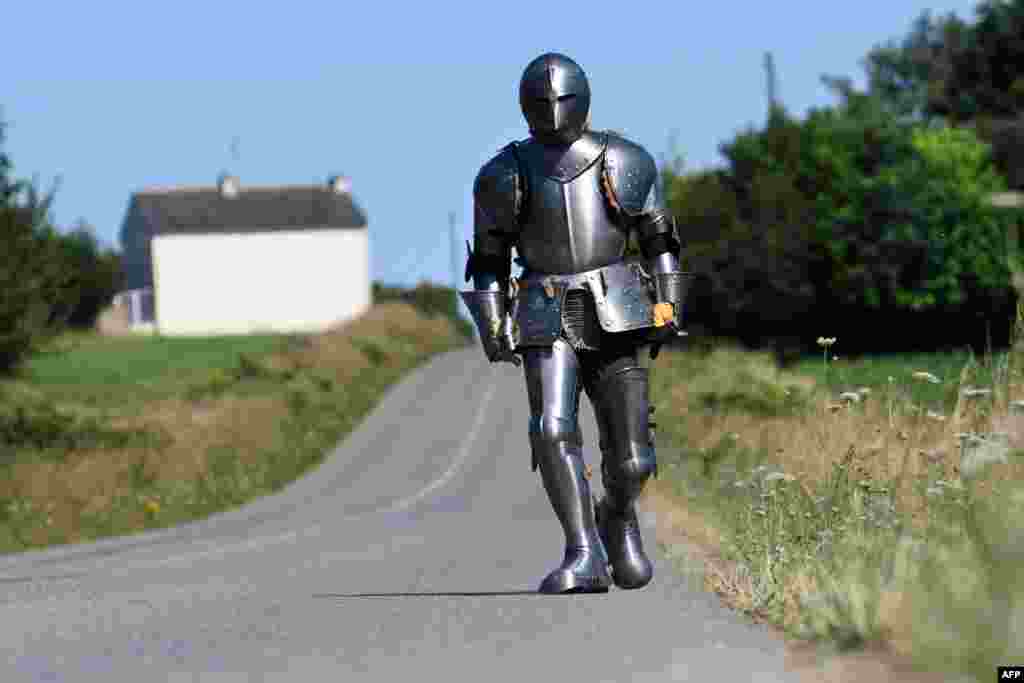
[151,228,370,336]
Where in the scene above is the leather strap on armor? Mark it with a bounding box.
[638,223,680,260]
[464,241,511,287]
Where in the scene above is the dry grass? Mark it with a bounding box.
[0,302,468,552]
[646,336,1024,681]
[644,484,949,683]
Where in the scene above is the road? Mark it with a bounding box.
[0,348,801,682]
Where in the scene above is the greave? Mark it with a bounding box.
[535,441,611,594]
[594,368,656,589]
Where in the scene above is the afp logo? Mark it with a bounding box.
[1000,666,1024,680]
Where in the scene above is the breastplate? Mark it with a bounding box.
[515,136,628,275]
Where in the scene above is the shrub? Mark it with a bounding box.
[0,393,162,458]
[373,281,474,340]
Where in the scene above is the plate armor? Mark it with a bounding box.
[460,53,690,594]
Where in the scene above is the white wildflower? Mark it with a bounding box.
[961,387,992,398]
[911,371,941,384]
[959,433,1010,480]
[763,471,787,483]
[839,391,862,403]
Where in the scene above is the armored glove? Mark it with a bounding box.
[653,302,678,330]
[481,319,521,366]
[459,290,522,367]
[648,272,690,359]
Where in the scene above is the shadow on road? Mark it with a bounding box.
[313,590,550,598]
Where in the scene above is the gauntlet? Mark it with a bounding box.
[459,290,521,366]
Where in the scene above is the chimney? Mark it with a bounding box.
[218,173,240,198]
[327,174,351,194]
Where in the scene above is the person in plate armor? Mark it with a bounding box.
[460,53,689,594]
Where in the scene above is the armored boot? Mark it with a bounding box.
[534,430,612,594]
[595,488,652,590]
[593,368,656,590]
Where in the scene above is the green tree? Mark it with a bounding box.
[0,120,71,373]
[48,221,124,329]
[834,3,1024,187]
[946,1,1024,187]
[899,125,1013,315]
[943,0,1024,123]
[665,89,1016,355]
[853,10,970,121]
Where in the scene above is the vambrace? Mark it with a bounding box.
[466,203,513,292]
[640,218,688,307]
[633,173,681,261]
[648,252,688,306]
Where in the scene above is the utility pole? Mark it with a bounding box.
[764,51,780,118]
[449,211,460,315]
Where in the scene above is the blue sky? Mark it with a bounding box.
[5,0,981,290]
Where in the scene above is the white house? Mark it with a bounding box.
[118,173,370,336]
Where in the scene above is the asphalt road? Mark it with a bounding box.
[0,348,802,682]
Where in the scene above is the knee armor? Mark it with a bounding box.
[528,414,582,472]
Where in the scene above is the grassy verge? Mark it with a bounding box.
[0,302,468,553]
[648,323,1024,682]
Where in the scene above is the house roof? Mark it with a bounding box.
[130,183,368,235]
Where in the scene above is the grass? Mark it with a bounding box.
[648,321,1024,682]
[0,302,468,553]
[5,294,1021,679]
[16,331,293,411]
